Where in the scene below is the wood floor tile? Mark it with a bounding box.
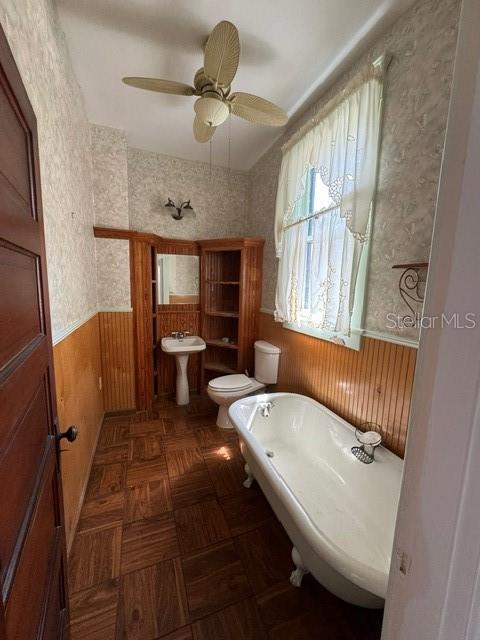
[207,457,246,497]
[219,490,274,536]
[94,444,129,465]
[235,521,293,594]
[121,512,179,574]
[255,579,321,631]
[161,417,191,436]
[166,448,206,477]
[117,558,188,640]
[124,479,172,524]
[126,457,168,485]
[163,433,199,452]
[129,420,163,437]
[98,424,130,448]
[174,499,230,554]
[86,463,126,501]
[195,426,238,448]
[129,433,164,463]
[69,523,122,593]
[201,441,242,465]
[78,491,125,532]
[170,469,215,509]
[69,578,119,640]
[182,541,251,620]
[160,627,193,640]
[192,598,266,640]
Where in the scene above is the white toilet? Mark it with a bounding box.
[207,340,281,429]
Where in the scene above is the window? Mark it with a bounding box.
[274,60,386,349]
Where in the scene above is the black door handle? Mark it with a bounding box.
[56,426,78,443]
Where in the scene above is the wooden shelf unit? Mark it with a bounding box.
[199,238,264,388]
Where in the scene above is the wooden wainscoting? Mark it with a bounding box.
[157,304,201,395]
[53,314,104,551]
[98,312,135,412]
[259,313,417,457]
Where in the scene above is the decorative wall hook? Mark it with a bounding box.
[392,262,428,316]
[164,198,194,220]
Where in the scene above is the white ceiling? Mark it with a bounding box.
[56,0,415,170]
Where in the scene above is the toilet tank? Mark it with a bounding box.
[254,340,281,384]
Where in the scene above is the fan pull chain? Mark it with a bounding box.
[228,113,232,182]
[209,139,213,181]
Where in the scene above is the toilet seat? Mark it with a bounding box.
[208,373,252,393]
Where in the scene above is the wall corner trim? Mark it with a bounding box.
[52,309,98,346]
[98,307,133,313]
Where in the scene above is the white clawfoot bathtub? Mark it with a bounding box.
[228,392,403,609]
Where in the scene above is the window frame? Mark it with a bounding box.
[283,168,371,350]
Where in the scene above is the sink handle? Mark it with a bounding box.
[171,331,180,338]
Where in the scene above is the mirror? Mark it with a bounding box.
[157,254,199,304]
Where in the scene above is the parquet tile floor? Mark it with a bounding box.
[68,396,383,640]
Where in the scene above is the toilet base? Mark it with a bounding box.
[216,405,235,429]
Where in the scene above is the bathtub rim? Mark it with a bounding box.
[228,391,403,599]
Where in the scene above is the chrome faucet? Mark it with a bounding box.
[259,401,274,418]
[171,331,190,341]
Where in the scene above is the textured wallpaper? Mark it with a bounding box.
[247,0,460,342]
[95,239,131,311]
[128,147,248,240]
[0,0,97,339]
[91,124,129,229]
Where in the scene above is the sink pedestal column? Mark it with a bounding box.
[175,353,190,405]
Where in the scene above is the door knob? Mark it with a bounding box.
[57,426,78,443]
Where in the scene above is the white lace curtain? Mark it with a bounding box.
[274,58,386,336]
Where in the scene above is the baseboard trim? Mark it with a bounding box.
[66,411,104,556]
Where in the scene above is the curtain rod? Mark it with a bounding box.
[282,53,392,155]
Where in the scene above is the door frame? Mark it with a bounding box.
[382,0,480,637]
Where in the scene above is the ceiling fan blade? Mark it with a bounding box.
[193,116,216,143]
[122,77,196,96]
[203,21,240,88]
[229,92,288,126]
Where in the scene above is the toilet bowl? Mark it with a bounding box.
[207,340,281,429]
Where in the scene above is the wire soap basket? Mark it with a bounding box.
[351,422,383,464]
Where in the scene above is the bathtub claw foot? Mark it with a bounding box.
[243,463,255,488]
[290,568,308,587]
[290,547,309,588]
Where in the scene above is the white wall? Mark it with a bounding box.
[0,0,97,341]
[247,0,460,343]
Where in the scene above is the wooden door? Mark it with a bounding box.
[0,25,70,640]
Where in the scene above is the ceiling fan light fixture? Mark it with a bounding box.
[194,95,229,127]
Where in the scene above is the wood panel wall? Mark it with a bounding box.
[259,313,417,457]
[156,304,201,395]
[98,312,135,412]
[52,314,104,552]
[131,239,154,410]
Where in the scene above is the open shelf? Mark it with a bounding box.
[205,338,238,350]
[205,310,239,318]
[204,361,237,374]
[206,280,240,285]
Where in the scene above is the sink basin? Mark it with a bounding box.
[161,336,206,355]
[161,336,206,405]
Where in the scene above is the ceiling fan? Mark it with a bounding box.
[122,20,288,143]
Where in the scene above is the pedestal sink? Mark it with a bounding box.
[161,336,206,405]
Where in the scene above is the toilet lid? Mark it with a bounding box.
[208,373,252,392]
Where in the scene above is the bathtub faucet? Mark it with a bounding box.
[259,401,274,417]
